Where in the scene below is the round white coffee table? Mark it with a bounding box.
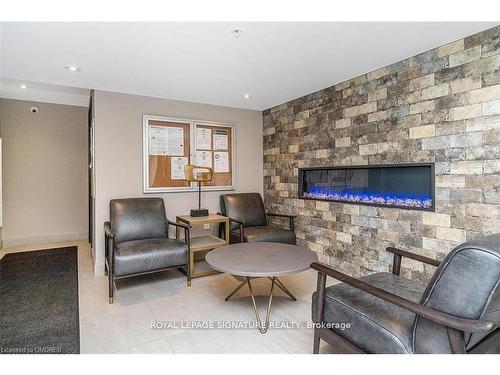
[205,242,318,333]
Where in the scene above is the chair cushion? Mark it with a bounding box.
[312,272,426,354]
[230,225,296,245]
[113,237,187,277]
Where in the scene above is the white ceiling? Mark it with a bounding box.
[0,22,496,110]
[0,78,90,106]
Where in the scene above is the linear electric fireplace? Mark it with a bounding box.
[298,163,435,211]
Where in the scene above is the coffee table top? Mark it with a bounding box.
[205,242,318,277]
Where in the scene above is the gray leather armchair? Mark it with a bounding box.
[219,193,296,245]
[311,234,500,354]
[104,198,191,304]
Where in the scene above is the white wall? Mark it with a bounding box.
[0,99,88,247]
[93,90,263,273]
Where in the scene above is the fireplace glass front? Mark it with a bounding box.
[298,164,434,210]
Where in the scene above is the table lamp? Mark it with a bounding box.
[184,164,213,217]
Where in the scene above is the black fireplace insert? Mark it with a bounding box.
[298,163,435,211]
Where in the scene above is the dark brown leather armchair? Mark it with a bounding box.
[219,193,296,245]
[311,234,500,354]
[104,198,191,304]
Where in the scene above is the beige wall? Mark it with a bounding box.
[93,90,263,273]
[0,99,88,247]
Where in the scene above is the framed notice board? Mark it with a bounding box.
[143,115,235,193]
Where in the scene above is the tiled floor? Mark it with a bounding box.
[0,240,337,354]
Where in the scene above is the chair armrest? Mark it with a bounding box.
[104,221,115,238]
[227,217,245,243]
[311,262,495,333]
[386,247,441,267]
[266,212,295,232]
[386,247,440,275]
[227,216,244,225]
[104,222,115,270]
[167,220,191,230]
[215,212,244,226]
[216,213,245,242]
[167,220,191,246]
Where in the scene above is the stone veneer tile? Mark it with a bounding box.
[482,100,500,116]
[449,46,482,68]
[450,161,483,174]
[483,71,500,87]
[423,212,451,227]
[409,74,435,91]
[436,227,467,242]
[367,87,387,102]
[421,136,450,150]
[368,110,388,123]
[336,118,351,129]
[467,85,500,103]
[449,104,481,121]
[450,132,483,148]
[336,232,352,244]
[410,100,435,114]
[343,205,360,215]
[263,25,500,282]
[335,137,351,148]
[484,160,500,173]
[409,124,436,139]
[436,175,466,188]
[344,102,377,118]
[421,83,450,100]
[466,203,500,219]
[423,237,452,254]
[436,39,465,58]
[450,75,482,94]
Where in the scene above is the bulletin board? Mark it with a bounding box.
[194,123,232,187]
[143,115,235,193]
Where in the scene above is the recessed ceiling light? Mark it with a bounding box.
[232,29,243,38]
[65,65,81,72]
[243,93,252,99]
[20,84,27,89]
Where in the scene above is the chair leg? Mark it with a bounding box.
[187,261,192,287]
[313,329,321,354]
[108,269,114,304]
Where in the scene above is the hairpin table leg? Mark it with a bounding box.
[225,278,248,301]
[272,277,297,301]
[248,277,275,334]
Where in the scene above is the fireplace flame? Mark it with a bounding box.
[303,189,432,209]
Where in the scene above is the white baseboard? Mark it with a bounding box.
[94,261,105,276]
[1,232,88,248]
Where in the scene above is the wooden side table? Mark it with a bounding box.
[175,214,230,282]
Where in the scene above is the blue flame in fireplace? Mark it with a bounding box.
[303,188,433,209]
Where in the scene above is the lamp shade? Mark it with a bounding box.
[184,165,213,183]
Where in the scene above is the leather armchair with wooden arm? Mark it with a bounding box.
[104,198,191,304]
[311,234,500,354]
[219,193,296,245]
